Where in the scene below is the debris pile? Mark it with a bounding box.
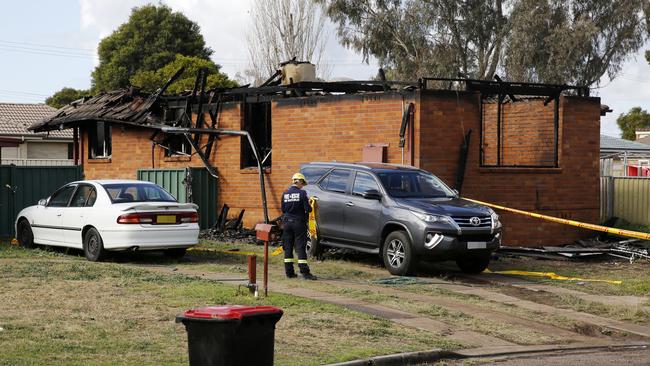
[499,238,650,262]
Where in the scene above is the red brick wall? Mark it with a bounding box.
[482,99,556,166]
[81,90,600,246]
[417,91,600,246]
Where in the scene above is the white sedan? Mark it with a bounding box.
[15,180,200,261]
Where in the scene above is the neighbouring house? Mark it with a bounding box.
[635,128,650,145]
[31,73,604,247]
[600,134,650,177]
[0,103,74,166]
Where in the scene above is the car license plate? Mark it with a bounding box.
[157,215,176,224]
[467,242,487,249]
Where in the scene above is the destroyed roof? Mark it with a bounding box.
[0,103,71,139]
[29,89,161,133]
[600,134,650,154]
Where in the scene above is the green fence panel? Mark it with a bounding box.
[137,168,217,229]
[0,165,83,237]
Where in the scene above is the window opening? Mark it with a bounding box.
[241,102,271,169]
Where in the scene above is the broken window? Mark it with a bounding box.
[163,135,192,157]
[87,122,112,159]
[480,96,559,168]
[241,102,272,169]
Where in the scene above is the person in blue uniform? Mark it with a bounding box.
[281,173,317,280]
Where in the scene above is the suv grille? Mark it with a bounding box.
[458,234,497,242]
[452,216,491,228]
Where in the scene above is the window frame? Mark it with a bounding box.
[87,122,112,159]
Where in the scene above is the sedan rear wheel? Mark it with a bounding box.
[17,220,34,249]
[382,231,414,276]
[84,228,106,262]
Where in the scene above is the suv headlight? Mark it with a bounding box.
[411,211,453,225]
[491,211,501,230]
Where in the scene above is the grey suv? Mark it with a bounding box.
[301,162,502,275]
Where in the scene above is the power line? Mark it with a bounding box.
[0,39,95,52]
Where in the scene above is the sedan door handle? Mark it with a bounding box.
[56,213,62,217]
[345,202,355,207]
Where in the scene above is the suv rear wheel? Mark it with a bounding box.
[456,255,490,274]
[382,231,414,276]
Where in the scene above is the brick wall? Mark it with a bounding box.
[81,90,600,246]
[81,93,415,228]
[417,91,601,246]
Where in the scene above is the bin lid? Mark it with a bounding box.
[183,305,283,320]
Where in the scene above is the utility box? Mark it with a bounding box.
[255,223,279,242]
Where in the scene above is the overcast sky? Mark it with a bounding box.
[1,0,648,138]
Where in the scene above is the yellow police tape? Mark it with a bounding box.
[464,197,650,241]
[484,269,622,285]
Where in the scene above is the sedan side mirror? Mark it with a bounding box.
[38,198,48,206]
[362,189,382,200]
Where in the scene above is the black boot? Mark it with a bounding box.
[301,273,317,281]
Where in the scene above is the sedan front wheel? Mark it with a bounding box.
[17,220,35,249]
[84,228,106,262]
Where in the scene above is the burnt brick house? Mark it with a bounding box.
[31,77,603,246]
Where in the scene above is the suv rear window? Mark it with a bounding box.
[319,169,350,193]
[301,166,330,184]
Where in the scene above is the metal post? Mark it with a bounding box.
[496,94,503,165]
[264,241,269,297]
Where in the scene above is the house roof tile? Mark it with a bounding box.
[0,103,72,139]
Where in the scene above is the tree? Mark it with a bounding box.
[45,87,89,109]
[130,54,237,93]
[91,4,214,92]
[320,0,648,85]
[617,107,650,140]
[246,0,328,85]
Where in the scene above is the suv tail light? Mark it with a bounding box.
[117,211,198,224]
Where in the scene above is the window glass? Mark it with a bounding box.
[301,167,330,184]
[321,169,350,193]
[377,171,455,198]
[70,185,95,207]
[48,186,76,207]
[102,183,177,203]
[352,172,380,196]
[86,189,97,206]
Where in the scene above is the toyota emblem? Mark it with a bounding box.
[469,217,481,226]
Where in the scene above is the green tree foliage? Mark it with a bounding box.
[617,107,650,140]
[130,54,237,93]
[91,4,214,92]
[320,0,648,85]
[45,87,89,109]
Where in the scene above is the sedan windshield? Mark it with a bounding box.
[102,183,177,203]
[377,171,456,198]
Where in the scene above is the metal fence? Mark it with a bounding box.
[1,159,75,166]
[0,165,83,237]
[601,176,650,225]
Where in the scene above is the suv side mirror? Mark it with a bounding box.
[362,189,382,200]
[38,198,48,206]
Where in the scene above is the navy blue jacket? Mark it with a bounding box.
[281,185,312,222]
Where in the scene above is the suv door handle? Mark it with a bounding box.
[345,201,355,207]
[312,196,319,201]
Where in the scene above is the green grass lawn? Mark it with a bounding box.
[0,243,460,366]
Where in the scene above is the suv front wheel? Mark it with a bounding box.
[382,231,414,276]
